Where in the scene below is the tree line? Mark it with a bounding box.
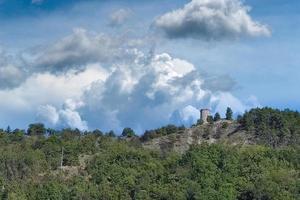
[0,107,299,199]
[2,107,299,147]
[0,131,298,199]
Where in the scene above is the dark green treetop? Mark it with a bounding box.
[226,107,233,120]
[122,127,136,137]
[214,112,221,121]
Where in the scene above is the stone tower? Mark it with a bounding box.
[200,109,210,123]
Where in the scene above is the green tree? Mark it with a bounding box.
[46,128,57,135]
[107,130,116,137]
[122,127,136,137]
[214,112,221,121]
[10,129,25,141]
[236,114,243,123]
[207,116,214,124]
[0,109,299,200]
[197,119,204,126]
[61,128,80,140]
[226,107,233,120]
[92,129,103,136]
[27,123,46,136]
[239,107,300,146]
[34,181,68,200]
[6,126,11,134]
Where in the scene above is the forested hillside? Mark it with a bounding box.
[0,107,299,199]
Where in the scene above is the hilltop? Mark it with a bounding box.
[142,107,300,153]
[0,107,299,199]
[142,120,250,154]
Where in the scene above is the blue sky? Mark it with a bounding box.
[0,0,299,133]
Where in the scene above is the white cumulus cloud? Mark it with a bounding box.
[37,105,60,126]
[0,29,258,133]
[154,0,271,40]
[0,64,107,129]
[170,105,200,127]
[37,99,88,131]
[78,51,252,133]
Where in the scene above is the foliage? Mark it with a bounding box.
[196,119,204,126]
[214,112,221,121]
[122,127,136,137]
[207,115,214,124]
[0,128,298,199]
[0,107,299,199]
[141,124,185,142]
[226,107,233,120]
[27,123,46,136]
[240,107,300,147]
[106,130,116,137]
[221,122,229,129]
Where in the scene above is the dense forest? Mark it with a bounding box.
[0,107,299,199]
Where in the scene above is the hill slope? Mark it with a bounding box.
[143,120,252,153]
[0,107,299,199]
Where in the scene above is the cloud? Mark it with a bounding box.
[202,74,236,92]
[154,0,271,40]
[209,92,260,116]
[0,29,257,133]
[109,8,132,27]
[0,50,26,89]
[37,99,88,130]
[1,28,140,88]
[0,65,106,129]
[79,52,202,132]
[0,64,25,89]
[245,95,261,108]
[37,105,59,126]
[77,51,252,133]
[170,105,200,127]
[31,28,144,73]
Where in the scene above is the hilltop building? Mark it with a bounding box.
[200,109,210,123]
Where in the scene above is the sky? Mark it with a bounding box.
[0,0,299,134]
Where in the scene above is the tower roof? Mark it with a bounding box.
[200,108,210,111]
